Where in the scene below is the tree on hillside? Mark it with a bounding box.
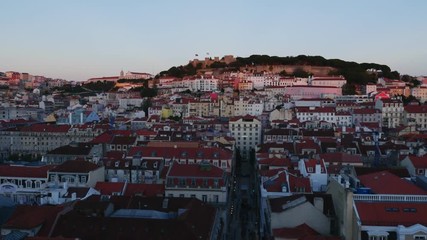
[279,70,289,77]
[142,98,152,117]
[83,81,115,92]
[400,95,420,106]
[293,68,310,78]
[342,83,356,95]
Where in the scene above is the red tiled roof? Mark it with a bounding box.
[319,152,362,164]
[302,159,326,174]
[259,168,287,178]
[296,140,321,154]
[0,165,54,178]
[168,163,224,178]
[20,124,70,133]
[358,170,427,195]
[406,155,427,169]
[258,157,292,167]
[356,201,427,227]
[110,130,133,136]
[353,108,379,114]
[295,107,335,113]
[3,205,65,235]
[123,183,165,197]
[128,146,232,160]
[273,223,319,239]
[91,131,114,144]
[102,158,130,169]
[289,174,312,193]
[95,182,125,195]
[135,129,157,136]
[263,171,287,193]
[104,151,126,160]
[110,136,136,145]
[50,160,100,173]
[405,105,427,114]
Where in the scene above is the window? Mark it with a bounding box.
[221,161,227,168]
[369,236,388,240]
[202,195,207,202]
[414,236,426,240]
[81,176,87,183]
[191,178,196,186]
[35,181,41,188]
[214,195,219,203]
[214,179,219,188]
[418,169,425,175]
[26,180,32,188]
[179,178,186,186]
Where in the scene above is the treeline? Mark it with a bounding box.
[159,64,198,78]
[117,78,150,84]
[159,54,401,85]
[83,81,116,92]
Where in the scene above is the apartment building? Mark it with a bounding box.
[294,106,336,124]
[310,76,346,88]
[375,98,404,128]
[403,105,427,130]
[229,115,262,158]
[165,162,228,204]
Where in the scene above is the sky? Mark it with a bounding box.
[0,0,426,81]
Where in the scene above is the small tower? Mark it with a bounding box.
[120,69,124,78]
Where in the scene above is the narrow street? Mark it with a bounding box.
[227,156,260,240]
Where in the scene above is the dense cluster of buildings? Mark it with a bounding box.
[1,64,427,240]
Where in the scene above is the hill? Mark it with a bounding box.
[159,55,400,85]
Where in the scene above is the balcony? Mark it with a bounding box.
[353,194,427,202]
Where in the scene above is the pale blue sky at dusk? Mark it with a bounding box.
[1,0,426,81]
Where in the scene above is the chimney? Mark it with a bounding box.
[162,198,169,209]
[315,161,322,173]
[313,197,324,213]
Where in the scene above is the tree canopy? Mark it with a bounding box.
[159,54,400,86]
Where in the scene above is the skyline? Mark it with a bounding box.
[1,0,426,81]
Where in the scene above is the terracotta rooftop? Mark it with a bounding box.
[358,170,426,195]
[356,201,427,227]
[0,165,54,178]
[167,163,224,178]
[49,160,100,173]
[273,224,319,239]
[50,197,216,240]
[123,183,165,197]
[319,152,362,164]
[95,182,125,195]
[405,155,427,169]
[3,205,66,236]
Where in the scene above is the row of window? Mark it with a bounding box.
[168,178,220,188]
[167,193,219,203]
[1,179,42,188]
